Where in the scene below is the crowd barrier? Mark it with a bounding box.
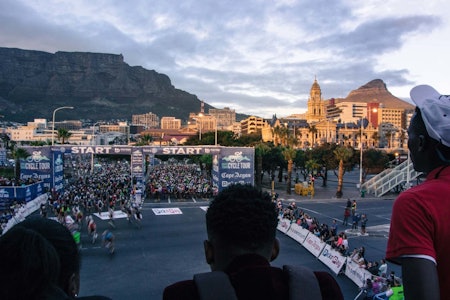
[2,193,48,234]
[277,217,370,287]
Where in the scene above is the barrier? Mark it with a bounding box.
[318,244,346,275]
[344,257,373,288]
[3,193,48,234]
[276,217,371,289]
[302,232,326,257]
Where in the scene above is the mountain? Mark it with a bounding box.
[0,47,213,123]
[337,79,414,110]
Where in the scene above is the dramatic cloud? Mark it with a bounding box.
[1,0,448,118]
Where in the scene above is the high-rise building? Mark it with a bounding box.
[208,107,236,129]
[161,117,181,130]
[132,112,160,128]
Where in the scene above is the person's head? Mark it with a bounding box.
[409,85,450,172]
[17,216,81,298]
[0,225,61,300]
[204,184,279,271]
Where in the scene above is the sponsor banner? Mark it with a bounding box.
[302,233,326,257]
[344,257,373,287]
[285,222,309,244]
[0,182,45,202]
[212,154,219,190]
[277,218,291,234]
[318,244,347,275]
[218,147,254,191]
[52,151,64,192]
[141,146,221,156]
[152,208,183,215]
[54,145,132,155]
[20,147,52,188]
[131,148,144,186]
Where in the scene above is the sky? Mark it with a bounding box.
[1,0,449,118]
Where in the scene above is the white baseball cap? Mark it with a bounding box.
[410,85,450,147]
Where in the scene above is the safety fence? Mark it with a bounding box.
[277,217,372,288]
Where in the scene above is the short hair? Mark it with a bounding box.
[0,226,60,299]
[17,216,80,293]
[206,184,278,251]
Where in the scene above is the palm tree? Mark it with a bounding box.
[57,128,72,144]
[333,146,353,198]
[282,146,297,194]
[12,147,30,183]
[137,134,153,146]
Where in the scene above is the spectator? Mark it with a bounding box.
[17,216,111,299]
[386,85,450,300]
[0,225,66,300]
[360,213,368,235]
[378,259,388,277]
[163,184,344,300]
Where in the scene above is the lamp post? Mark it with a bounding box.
[91,122,99,174]
[359,117,364,190]
[51,106,74,146]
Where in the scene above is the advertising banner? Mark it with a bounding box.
[131,148,144,187]
[217,147,254,191]
[285,222,309,244]
[0,182,45,203]
[318,244,347,275]
[54,145,133,155]
[141,146,221,156]
[52,151,64,193]
[344,257,373,287]
[277,217,291,234]
[20,147,52,189]
[302,233,326,257]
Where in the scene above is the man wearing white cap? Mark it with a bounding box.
[386,85,450,300]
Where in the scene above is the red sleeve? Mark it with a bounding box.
[386,191,436,263]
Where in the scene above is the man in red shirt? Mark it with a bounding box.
[163,184,343,300]
[386,84,450,300]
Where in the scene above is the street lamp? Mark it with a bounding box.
[359,117,364,190]
[51,106,74,145]
[91,122,99,174]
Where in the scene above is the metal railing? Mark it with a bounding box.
[361,159,422,197]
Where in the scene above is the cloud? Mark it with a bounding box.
[0,0,448,118]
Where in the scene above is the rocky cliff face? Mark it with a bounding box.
[0,47,207,122]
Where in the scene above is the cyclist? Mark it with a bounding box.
[87,215,98,244]
[102,230,115,254]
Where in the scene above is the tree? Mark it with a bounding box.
[57,128,72,144]
[333,146,354,198]
[12,147,30,183]
[362,149,390,179]
[254,142,271,191]
[282,146,297,194]
[136,134,153,146]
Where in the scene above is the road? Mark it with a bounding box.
[77,177,399,300]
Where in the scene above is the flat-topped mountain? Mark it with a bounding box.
[0,47,210,122]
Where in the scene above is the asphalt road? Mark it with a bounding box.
[77,188,399,300]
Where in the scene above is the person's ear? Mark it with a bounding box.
[68,272,80,298]
[418,135,427,151]
[270,238,280,262]
[204,240,214,265]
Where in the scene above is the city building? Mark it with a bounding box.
[240,116,268,135]
[132,112,160,129]
[161,117,181,130]
[208,107,236,129]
